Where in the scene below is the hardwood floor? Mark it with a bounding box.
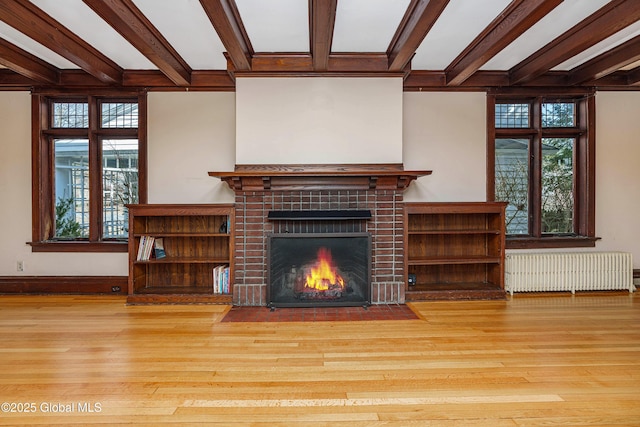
[0,292,638,426]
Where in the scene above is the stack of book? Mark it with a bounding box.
[136,236,166,261]
[213,265,230,294]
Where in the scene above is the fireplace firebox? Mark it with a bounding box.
[267,233,371,308]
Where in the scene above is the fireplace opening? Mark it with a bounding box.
[267,233,371,308]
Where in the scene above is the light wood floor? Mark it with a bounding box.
[0,293,638,426]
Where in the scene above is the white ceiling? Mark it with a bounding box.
[0,0,638,88]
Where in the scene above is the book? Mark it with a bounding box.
[154,238,166,259]
[144,236,155,260]
[136,235,146,261]
[137,235,155,261]
[213,265,230,294]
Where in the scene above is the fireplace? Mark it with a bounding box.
[267,233,371,308]
[208,164,432,306]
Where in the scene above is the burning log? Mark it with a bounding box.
[294,247,346,300]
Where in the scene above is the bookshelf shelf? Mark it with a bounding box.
[126,204,234,304]
[404,202,507,300]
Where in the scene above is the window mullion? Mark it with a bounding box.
[486,94,496,201]
[530,98,543,238]
[88,96,101,242]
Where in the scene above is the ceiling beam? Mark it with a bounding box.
[0,69,40,87]
[568,35,640,85]
[627,67,640,86]
[387,0,450,72]
[0,38,59,84]
[446,0,562,86]
[199,0,252,71]
[249,53,390,73]
[0,0,122,84]
[510,0,640,85]
[309,0,337,71]
[82,0,191,86]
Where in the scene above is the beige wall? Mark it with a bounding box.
[147,92,235,204]
[594,92,640,255]
[0,89,639,275]
[0,92,128,275]
[403,92,487,202]
[235,77,403,164]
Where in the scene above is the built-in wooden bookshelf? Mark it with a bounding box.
[404,202,507,300]
[126,204,234,304]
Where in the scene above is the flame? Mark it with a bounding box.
[304,247,345,291]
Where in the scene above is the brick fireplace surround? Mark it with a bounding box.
[209,164,431,307]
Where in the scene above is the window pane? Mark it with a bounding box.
[103,139,139,238]
[495,103,529,128]
[54,139,89,238]
[52,102,88,128]
[542,102,575,127]
[495,138,529,235]
[542,138,574,233]
[101,102,138,128]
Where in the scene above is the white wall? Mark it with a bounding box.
[1,89,639,276]
[403,92,487,202]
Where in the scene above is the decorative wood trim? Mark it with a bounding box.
[627,67,640,86]
[0,38,60,84]
[405,288,506,301]
[0,0,123,84]
[209,164,431,192]
[3,67,640,91]
[445,0,562,86]
[125,203,235,216]
[310,0,337,71]
[387,0,450,71]
[28,241,128,253]
[510,0,640,85]
[30,92,146,251]
[568,35,640,86]
[199,0,252,71]
[83,0,192,86]
[506,236,599,249]
[126,294,232,305]
[486,91,598,249]
[0,276,127,294]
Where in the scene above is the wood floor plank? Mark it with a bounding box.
[0,293,638,425]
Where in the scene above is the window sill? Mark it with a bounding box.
[28,240,128,253]
[506,236,599,249]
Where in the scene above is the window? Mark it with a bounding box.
[488,91,596,249]
[31,93,147,252]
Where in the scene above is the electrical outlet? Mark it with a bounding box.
[111,286,121,293]
[17,261,24,272]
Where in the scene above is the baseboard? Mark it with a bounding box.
[0,276,127,294]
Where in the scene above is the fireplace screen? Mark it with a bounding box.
[267,233,371,308]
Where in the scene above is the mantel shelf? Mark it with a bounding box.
[208,163,432,192]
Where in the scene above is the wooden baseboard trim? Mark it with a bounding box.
[634,269,640,279]
[0,276,127,294]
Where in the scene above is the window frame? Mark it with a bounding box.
[30,90,147,253]
[487,89,597,249]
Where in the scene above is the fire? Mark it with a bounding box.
[304,247,345,291]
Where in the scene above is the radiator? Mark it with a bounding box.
[505,252,635,295]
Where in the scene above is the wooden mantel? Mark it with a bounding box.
[209,164,432,192]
